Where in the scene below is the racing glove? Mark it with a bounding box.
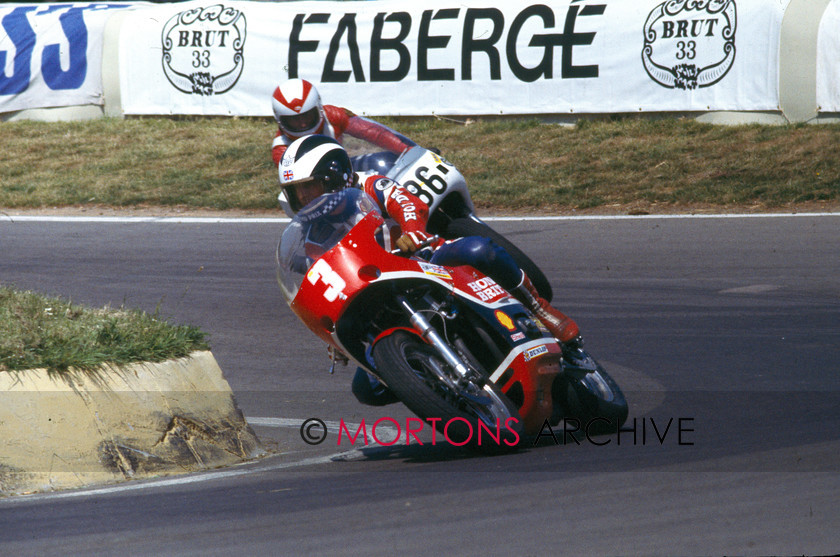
[395,231,432,254]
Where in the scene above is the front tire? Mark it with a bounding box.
[445,216,553,302]
[372,331,523,452]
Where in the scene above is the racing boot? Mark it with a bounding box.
[351,368,399,406]
[512,272,581,346]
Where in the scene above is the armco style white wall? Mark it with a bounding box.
[779,0,833,122]
[2,1,839,124]
[102,8,126,119]
[697,0,837,125]
[1,8,126,122]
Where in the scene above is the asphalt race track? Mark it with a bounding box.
[1,213,838,555]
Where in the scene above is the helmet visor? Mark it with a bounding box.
[280,107,320,133]
[284,177,328,212]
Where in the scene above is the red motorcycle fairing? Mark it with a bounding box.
[287,209,561,434]
[488,340,562,434]
[287,211,454,348]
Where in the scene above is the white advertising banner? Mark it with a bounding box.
[0,2,137,113]
[816,0,840,113]
[118,0,788,117]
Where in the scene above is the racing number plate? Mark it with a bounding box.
[399,152,454,207]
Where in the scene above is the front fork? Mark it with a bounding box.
[396,295,478,390]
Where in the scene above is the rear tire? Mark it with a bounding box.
[553,350,629,436]
[445,216,553,302]
[372,331,523,452]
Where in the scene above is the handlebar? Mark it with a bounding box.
[390,234,440,255]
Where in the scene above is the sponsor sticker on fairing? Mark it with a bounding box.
[418,262,451,280]
[524,344,549,361]
[495,310,516,331]
[467,277,507,301]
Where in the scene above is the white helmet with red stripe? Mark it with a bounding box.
[271,78,325,136]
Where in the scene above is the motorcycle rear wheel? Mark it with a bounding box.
[372,331,523,452]
[445,216,554,302]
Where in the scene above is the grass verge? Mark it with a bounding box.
[1,116,838,213]
[0,286,209,376]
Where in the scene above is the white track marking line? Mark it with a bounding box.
[0,451,361,505]
[0,216,289,224]
[0,417,403,505]
[1,213,837,224]
[248,417,400,446]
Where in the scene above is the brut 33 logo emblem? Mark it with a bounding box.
[642,0,736,90]
[161,4,246,95]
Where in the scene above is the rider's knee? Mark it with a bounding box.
[435,236,520,289]
[458,236,499,266]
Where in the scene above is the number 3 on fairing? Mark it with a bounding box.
[306,259,346,301]
[402,164,450,206]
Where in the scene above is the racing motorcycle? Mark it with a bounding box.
[277,115,554,302]
[276,188,628,452]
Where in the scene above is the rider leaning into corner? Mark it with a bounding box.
[278,134,584,407]
[270,78,412,167]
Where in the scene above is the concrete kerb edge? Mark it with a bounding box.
[0,350,264,497]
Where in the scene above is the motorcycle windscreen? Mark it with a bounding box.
[276,189,379,302]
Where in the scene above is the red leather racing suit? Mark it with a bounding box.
[358,174,430,247]
[272,106,411,167]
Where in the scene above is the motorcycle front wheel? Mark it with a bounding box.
[445,216,554,302]
[372,331,523,452]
